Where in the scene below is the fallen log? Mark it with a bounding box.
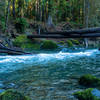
[27,35,70,38]
[41,27,100,35]
[0,50,25,55]
[27,33,100,39]
[0,49,31,55]
[0,43,31,55]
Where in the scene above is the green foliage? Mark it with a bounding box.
[79,74,100,87]
[0,89,31,100]
[59,41,65,45]
[13,35,40,50]
[13,35,27,47]
[74,88,100,100]
[15,18,28,33]
[66,40,73,47]
[71,39,80,45]
[0,17,5,31]
[21,43,40,50]
[41,40,58,50]
[2,0,100,29]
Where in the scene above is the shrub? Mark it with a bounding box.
[0,89,31,100]
[13,35,40,50]
[15,18,28,33]
[74,88,100,100]
[41,40,58,50]
[66,40,73,47]
[79,74,100,87]
[13,35,27,47]
[0,17,5,31]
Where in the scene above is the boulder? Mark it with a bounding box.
[79,74,100,87]
[0,89,31,100]
[41,40,58,50]
[74,88,100,100]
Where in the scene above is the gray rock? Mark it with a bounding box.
[0,89,5,93]
[92,89,100,98]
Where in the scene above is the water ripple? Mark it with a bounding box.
[0,49,99,73]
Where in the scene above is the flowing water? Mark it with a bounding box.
[0,49,100,100]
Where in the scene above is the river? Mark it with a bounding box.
[0,49,100,100]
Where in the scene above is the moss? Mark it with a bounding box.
[41,40,58,50]
[79,74,100,87]
[13,35,40,50]
[71,39,80,45]
[0,89,31,100]
[74,88,100,100]
[21,43,40,50]
[59,41,65,45]
[66,40,73,47]
[13,35,27,47]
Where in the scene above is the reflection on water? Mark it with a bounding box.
[0,49,100,100]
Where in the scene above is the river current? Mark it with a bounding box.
[0,49,100,100]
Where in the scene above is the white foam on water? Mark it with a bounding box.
[0,49,99,73]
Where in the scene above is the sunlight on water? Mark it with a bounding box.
[0,49,99,73]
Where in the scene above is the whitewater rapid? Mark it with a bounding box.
[0,49,99,73]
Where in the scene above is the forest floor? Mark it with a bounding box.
[0,21,100,51]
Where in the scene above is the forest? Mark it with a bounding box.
[1,0,100,33]
[0,0,100,51]
[1,1,100,100]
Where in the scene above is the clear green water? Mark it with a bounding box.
[0,49,100,100]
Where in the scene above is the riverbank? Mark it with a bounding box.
[0,20,100,55]
[0,33,100,55]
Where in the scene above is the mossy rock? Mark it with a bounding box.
[13,35,40,50]
[74,88,100,100]
[66,40,73,47]
[0,89,31,100]
[41,40,58,50]
[79,74,100,87]
[71,39,80,45]
[13,35,27,47]
[59,41,65,45]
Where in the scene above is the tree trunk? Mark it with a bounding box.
[5,0,10,36]
[84,0,90,48]
[12,0,15,18]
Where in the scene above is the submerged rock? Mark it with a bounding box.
[0,89,5,94]
[78,74,100,87]
[6,83,15,89]
[74,88,100,100]
[0,89,31,100]
[0,83,4,88]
